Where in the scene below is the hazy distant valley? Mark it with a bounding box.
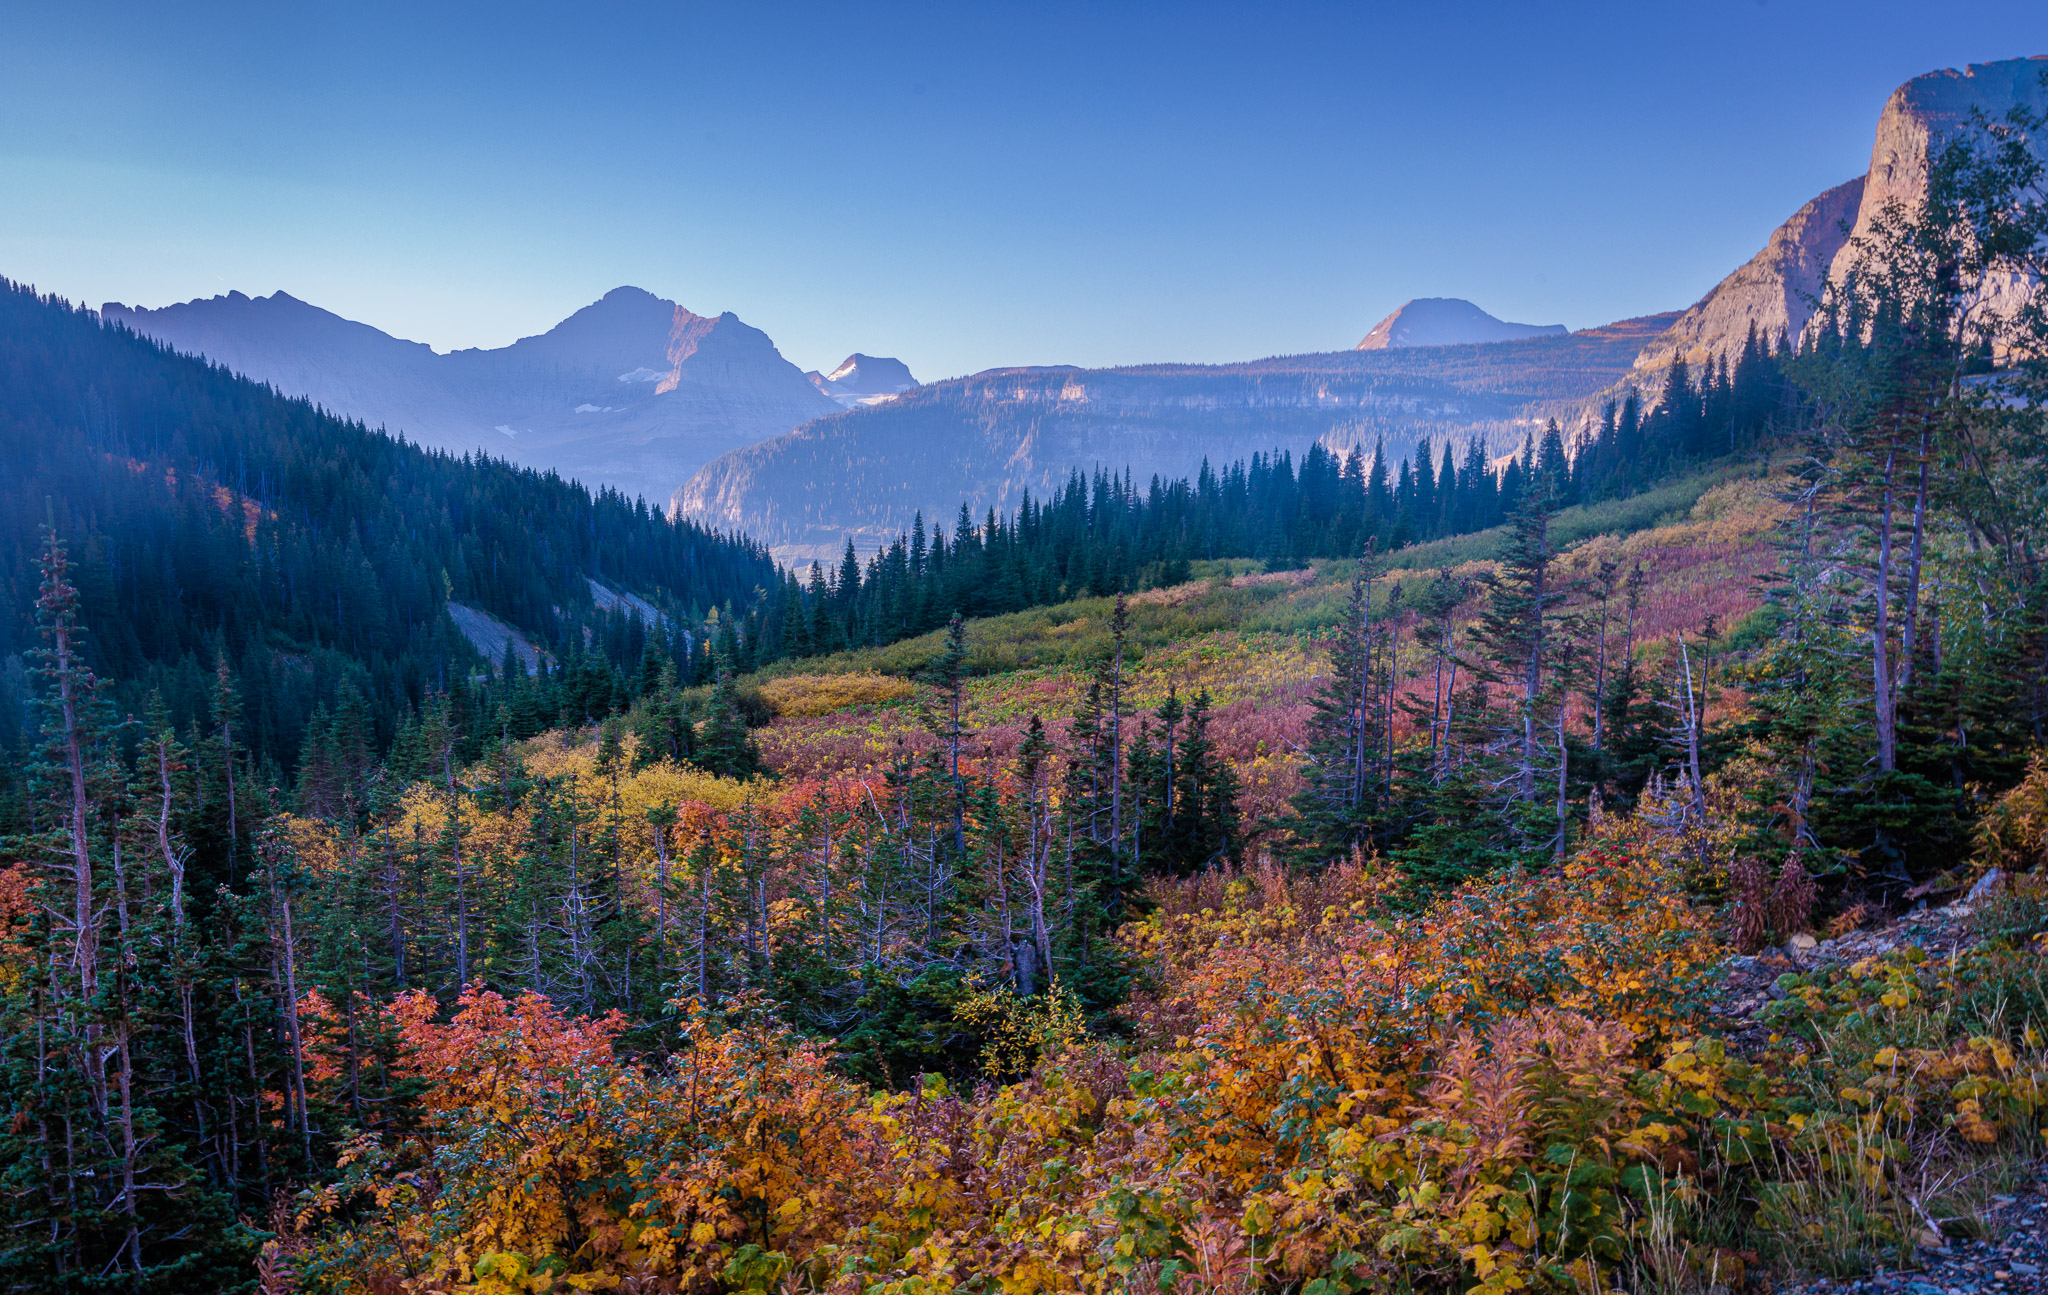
[679,313,1677,561]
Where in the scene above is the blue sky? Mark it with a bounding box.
[5,2,2046,380]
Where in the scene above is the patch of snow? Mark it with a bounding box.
[495,424,520,438]
[616,367,667,383]
[574,403,620,413]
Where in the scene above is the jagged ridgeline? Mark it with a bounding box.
[0,280,776,779]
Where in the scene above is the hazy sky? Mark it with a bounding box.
[6,2,2047,380]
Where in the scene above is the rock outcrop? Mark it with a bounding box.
[1843,54,2048,274]
[1633,55,2048,377]
[1356,298,1567,350]
[103,286,840,506]
[1631,178,1865,372]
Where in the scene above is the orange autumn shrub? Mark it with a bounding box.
[1103,845,1719,1290]
[1126,841,1719,1050]
[1975,749,2048,875]
[0,863,34,994]
[306,842,1723,1294]
[310,987,875,1294]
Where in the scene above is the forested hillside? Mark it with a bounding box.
[0,281,777,796]
[5,96,2048,1295]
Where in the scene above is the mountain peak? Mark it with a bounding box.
[808,353,918,408]
[1356,299,1568,350]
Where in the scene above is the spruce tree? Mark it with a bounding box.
[695,663,762,781]
[1286,551,1383,866]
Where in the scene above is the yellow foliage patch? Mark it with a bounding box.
[759,671,918,717]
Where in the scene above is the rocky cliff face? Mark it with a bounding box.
[1843,56,2048,265]
[1633,55,2048,377]
[1632,178,1865,371]
[1357,298,1566,350]
[103,286,840,506]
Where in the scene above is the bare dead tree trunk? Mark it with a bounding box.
[112,840,141,1272]
[155,737,213,1167]
[1872,445,1900,772]
[238,980,266,1188]
[1899,421,1933,694]
[697,840,713,1003]
[1353,551,1375,810]
[53,589,96,1010]
[1382,608,1402,797]
[384,824,406,988]
[993,814,1014,986]
[1519,515,1551,804]
[650,815,671,990]
[1678,640,1709,831]
[265,848,313,1165]
[217,655,239,869]
[1427,609,1449,773]
[1027,772,1052,989]
[744,808,764,984]
[442,749,469,987]
[1108,595,1128,871]
[1553,705,1571,861]
[817,826,836,972]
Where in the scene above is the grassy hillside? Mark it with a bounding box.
[255,452,2048,1294]
[727,466,1784,836]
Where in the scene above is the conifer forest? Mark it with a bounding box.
[5,74,2048,1295]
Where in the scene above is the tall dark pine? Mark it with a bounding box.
[694,660,762,781]
[1286,550,1383,866]
[1470,486,1568,841]
[918,614,972,859]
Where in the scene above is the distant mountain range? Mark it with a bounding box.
[102,286,885,506]
[1356,299,1566,350]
